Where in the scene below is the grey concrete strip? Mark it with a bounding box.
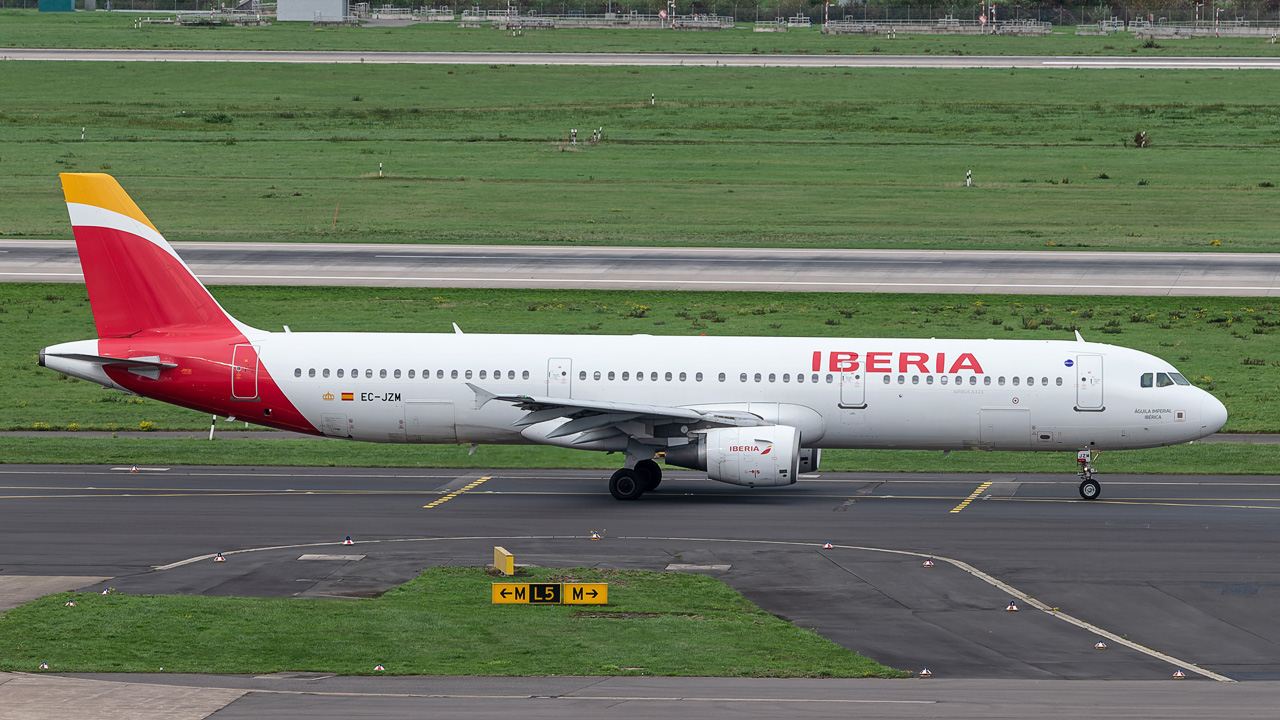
[6,241,1280,297]
[4,49,1280,69]
[0,576,111,613]
[0,673,245,720]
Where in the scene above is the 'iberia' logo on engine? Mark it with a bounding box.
[729,445,760,452]
[811,351,984,374]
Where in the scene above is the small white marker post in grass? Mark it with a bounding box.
[81,127,85,141]
[966,170,972,187]
[379,162,383,178]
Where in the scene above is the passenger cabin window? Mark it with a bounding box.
[323,369,330,378]
[926,375,934,385]
[983,376,991,386]
[754,373,762,383]
[308,368,316,378]
[465,370,473,379]
[622,372,630,381]
[740,373,748,383]
[450,370,458,379]
[479,370,487,380]
[680,372,687,382]
[294,368,301,377]
[394,369,401,379]
[522,371,530,380]
[826,374,834,384]
[365,369,373,379]
[768,373,776,383]
[379,369,387,379]
[438,370,445,379]
[695,372,703,382]
[578,371,586,381]
[666,372,673,381]
[608,371,615,380]
[594,371,601,380]
[1056,377,1063,386]
[1012,376,1020,386]
[651,372,658,382]
[940,376,948,385]
[883,375,891,384]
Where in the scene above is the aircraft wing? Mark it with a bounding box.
[466,383,762,445]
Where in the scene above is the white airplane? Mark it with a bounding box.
[40,174,1228,501]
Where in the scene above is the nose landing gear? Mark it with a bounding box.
[1077,449,1101,500]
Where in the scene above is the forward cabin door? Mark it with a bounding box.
[231,344,259,401]
[1075,355,1104,410]
[547,358,572,398]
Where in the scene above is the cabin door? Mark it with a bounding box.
[547,358,572,398]
[1075,355,1104,410]
[231,344,259,401]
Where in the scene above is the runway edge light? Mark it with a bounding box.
[344,536,354,545]
[1095,641,1107,650]
[39,662,48,670]
[375,664,385,671]
[65,601,75,607]
[1006,600,1018,612]
[214,553,226,563]
[1173,669,1186,678]
[923,559,934,568]
[919,667,932,678]
[822,542,833,549]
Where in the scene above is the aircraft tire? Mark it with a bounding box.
[635,459,662,491]
[1078,479,1101,500]
[610,468,646,501]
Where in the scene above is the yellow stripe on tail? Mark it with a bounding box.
[60,173,158,232]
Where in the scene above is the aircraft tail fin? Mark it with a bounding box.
[60,173,248,338]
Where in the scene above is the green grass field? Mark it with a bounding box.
[4,283,1275,433]
[4,62,1280,250]
[4,9,1280,56]
[0,566,899,676]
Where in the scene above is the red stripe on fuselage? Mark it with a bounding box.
[99,335,321,436]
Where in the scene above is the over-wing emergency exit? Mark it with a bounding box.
[40,175,1228,500]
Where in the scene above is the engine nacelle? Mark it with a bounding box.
[666,425,801,487]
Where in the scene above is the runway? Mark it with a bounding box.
[5,48,1280,69]
[5,240,1279,295]
[3,465,1280,716]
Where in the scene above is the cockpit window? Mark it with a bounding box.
[1140,373,1153,388]
[1156,372,1175,388]
[1169,372,1191,386]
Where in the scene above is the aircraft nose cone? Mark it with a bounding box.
[1201,393,1228,435]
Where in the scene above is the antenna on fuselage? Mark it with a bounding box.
[453,323,464,335]
[1075,330,1086,342]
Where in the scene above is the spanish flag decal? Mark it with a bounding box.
[341,392,354,401]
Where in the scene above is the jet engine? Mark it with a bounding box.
[665,425,801,487]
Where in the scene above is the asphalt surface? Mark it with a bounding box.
[5,48,1280,69]
[3,464,1280,716]
[6,240,1280,296]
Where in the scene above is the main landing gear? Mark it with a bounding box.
[1077,449,1101,500]
[609,459,662,501]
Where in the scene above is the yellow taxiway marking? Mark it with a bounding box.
[423,476,491,509]
[949,482,993,513]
